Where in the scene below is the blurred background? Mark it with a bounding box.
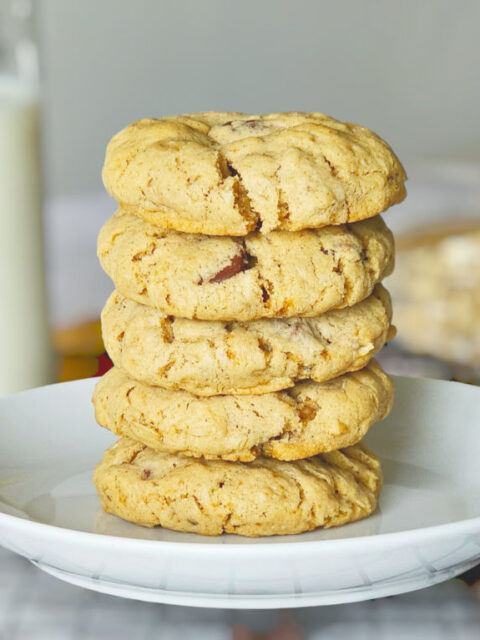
[1,0,480,637]
[39,0,480,196]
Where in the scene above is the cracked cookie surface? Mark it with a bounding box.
[98,210,394,321]
[101,285,393,395]
[103,111,406,235]
[93,438,382,536]
[93,361,393,461]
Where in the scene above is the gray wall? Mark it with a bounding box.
[38,0,480,196]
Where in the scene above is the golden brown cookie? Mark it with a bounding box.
[93,361,393,461]
[101,285,394,395]
[98,211,394,321]
[103,112,406,235]
[93,438,382,536]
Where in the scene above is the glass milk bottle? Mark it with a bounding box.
[0,0,52,395]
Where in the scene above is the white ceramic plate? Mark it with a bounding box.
[0,376,479,609]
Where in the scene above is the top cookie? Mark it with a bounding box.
[103,112,406,235]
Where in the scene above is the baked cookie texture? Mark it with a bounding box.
[93,110,402,536]
[101,285,394,395]
[93,438,382,536]
[93,361,393,461]
[102,112,406,235]
[98,210,394,321]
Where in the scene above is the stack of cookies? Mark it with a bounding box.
[93,112,406,537]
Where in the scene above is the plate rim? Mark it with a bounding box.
[1,508,479,556]
[1,375,480,555]
[30,556,478,609]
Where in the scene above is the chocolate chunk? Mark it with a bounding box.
[243,250,258,269]
[209,252,245,283]
[208,246,258,284]
[261,285,270,302]
[226,162,238,177]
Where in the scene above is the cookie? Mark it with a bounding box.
[93,361,393,461]
[102,112,406,235]
[102,284,393,395]
[98,210,394,321]
[93,438,382,536]
[388,226,480,366]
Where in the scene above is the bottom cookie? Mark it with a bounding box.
[94,438,382,537]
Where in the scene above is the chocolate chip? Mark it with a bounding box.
[261,285,270,302]
[209,253,245,283]
[243,251,258,270]
[254,218,263,232]
[207,246,258,284]
[226,162,238,177]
